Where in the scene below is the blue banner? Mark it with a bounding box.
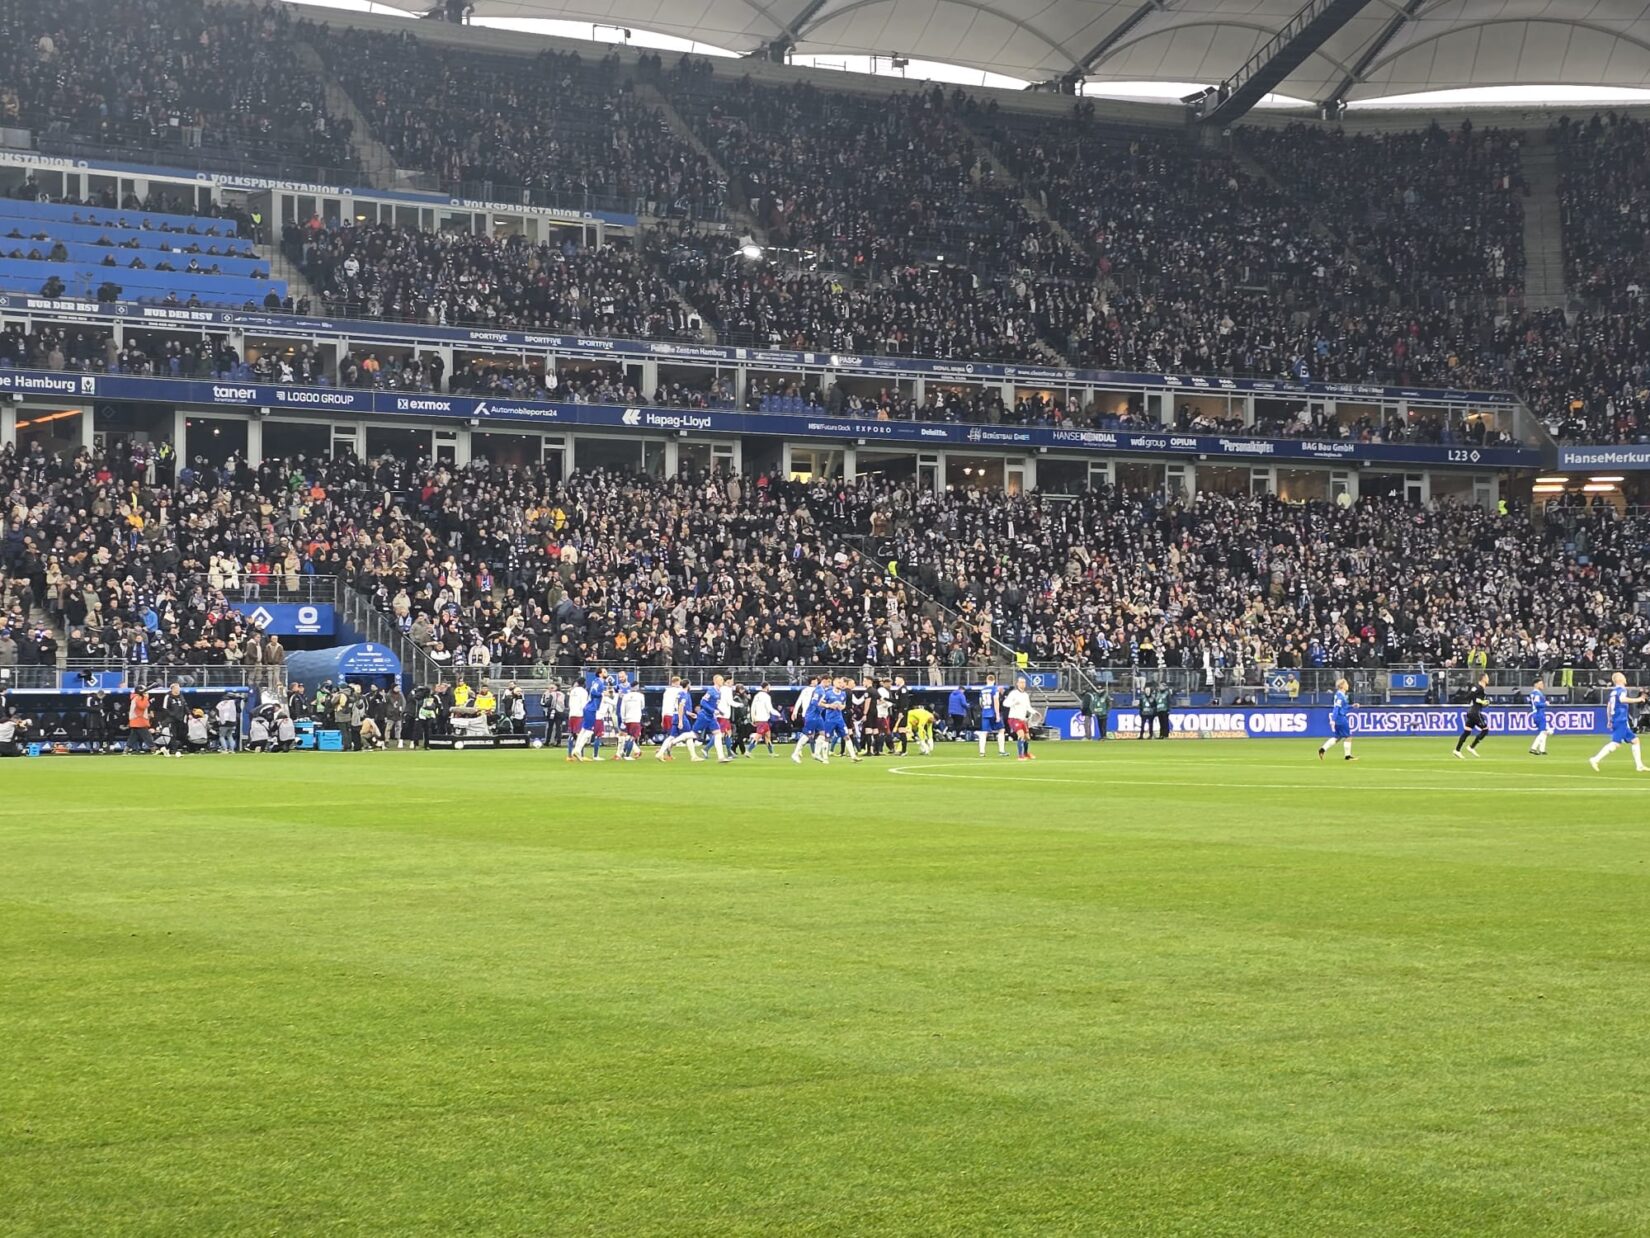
[228,602,335,636]
[1558,446,1650,471]
[0,367,1538,469]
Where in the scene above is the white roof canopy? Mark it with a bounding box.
[428,0,1650,104]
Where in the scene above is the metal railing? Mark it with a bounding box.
[5,663,285,690]
[35,135,384,200]
[339,588,447,688]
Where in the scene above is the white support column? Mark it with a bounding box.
[1239,394,1256,428]
[79,402,95,450]
[172,408,188,460]
[841,445,856,483]
[453,427,472,468]
[662,438,679,477]
[640,359,659,401]
[0,402,15,449]
[245,415,263,467]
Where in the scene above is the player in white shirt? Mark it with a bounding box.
[617,686,646,760]
[1004,676,1036,761]
[749,682,776,755]
[790,676,820,763]
[661,679,682,741]
[564,681,590,762]
[596,686,618,759]
[978,673,1007,757]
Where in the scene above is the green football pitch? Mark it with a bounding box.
[4,738,1648,1236]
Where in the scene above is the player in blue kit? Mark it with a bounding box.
[1316,677,1357,761]
[1590,672,1647,772]
[655,683,704,763]
[1527,677,1554,756]
[793,676,826,764]
[568,668,609,762]
[977,673,1007,757]
[815,676,862,765]
[692,675,732,763]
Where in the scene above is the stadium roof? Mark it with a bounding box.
[358,0,1650,107]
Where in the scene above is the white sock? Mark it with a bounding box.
[978,732,986,754]
[571,732,590,757]
[844,737,858,759]
[997,733,1006,754]
[1594,742,1618,763]
[1636,742,1648,770]
[814,735,829,761]
[1342,740,1353,757]
[713,734,727,760]
[1319,740,1332,754]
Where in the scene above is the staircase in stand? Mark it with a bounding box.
[1520,132,1569,312]
[293,38,406,192]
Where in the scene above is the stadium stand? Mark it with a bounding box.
[3,440,1644,680]
[0,196,280,307]
[862,483,1650,672]
[0,0,358,177]
[288,220,685,335]
[308,30,721,216]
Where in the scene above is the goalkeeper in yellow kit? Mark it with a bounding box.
[902,705,936,755]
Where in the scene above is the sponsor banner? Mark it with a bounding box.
[1341,706,1601,736]
[426,735,534,750]
[0,369,94,397]
[1069,705,1611,739]
[228,602,335,637]
[0,304,1521,412]
[0,364,1539,468]
[1558,446,1650,471]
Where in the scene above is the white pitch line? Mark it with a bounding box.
[883,765,1646,793]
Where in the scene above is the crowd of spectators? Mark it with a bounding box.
[669,79,1041,277]
[646,223,1068,363]
[6,2,1650,444]
[310,32,721,216]
[290,220,697,337]
[5,440,1643,681]
[1244,120,1525,300]
[0,440,300,675]
[0,0,357,175]
[863,482,1650,673]
[1555,112,1650,304]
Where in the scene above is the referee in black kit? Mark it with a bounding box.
[1454,672,1491,759]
